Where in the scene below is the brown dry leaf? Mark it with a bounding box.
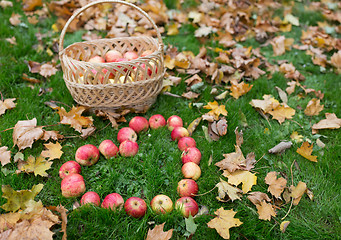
[0,98,16,115]
[330,50,341,73]
[1,184,44,212]
[271,36,286,56]
[290,181,307,205]
[39,64,58,78]
[182,91,200,99]
[247,192,271,206]
[275,86,288,104]
[250,95,280,114]
[81,126,96,139]
[166,76,182,86]
[185,74,202,86]
[54,106,93,133]
[0,0,13,8]
[40,142,63,160]
[27,61,41,73]
[264,171,287,198]
[235,127,243,147]
[174,53,190,69]
[279,63,305,81]
[146,222,173,240]
[286,81,296,95]
[216,118,228,136]
[207,207,243,240]
[13,118,44,150]
[23,0,42,11]
[268,104,296,124]
[312,113,341,134]
[195,25,214,38]
[46,205,68,240]
[230,82,253,99]
[187,117,202,136]
[203,101,228,121]
[41,130,64,141]
[223,170,257,193]
[268,141,292,154]
[280,221,290,233]
[256,201,276,221]
[20,155,53,177]
[9,13,21,26]
[6,37,17,45]
[0,146,11,166]
[290,131,304,143]
[215,145,245,173]
[296,141,317,162]
[216,178,242,202]
[304,98,324,116]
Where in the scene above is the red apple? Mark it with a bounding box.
[59,161,81,179]
[129,116,149,133]
[182,162,201,180]
[101,193,124,211]
[124,197,147,218]
[119,140,139,157]
[117,127,137,143]
[175,197,199,218]
[141,50,153,57]
[171,127,189,141]
[99,140,119,159]
[89,55,105,63]
[124,51,139,60]
[167,115,183,130]
[150,194,173,214]
[81,191,101,206]
[177,179,198,197]
[105,50,123,62]
[181,147,201,165]
[75,144,100,166]
[61,173,86,198]
[149,114,166,129]
[178,137,196,151]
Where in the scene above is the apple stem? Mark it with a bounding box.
[193,186,217,197]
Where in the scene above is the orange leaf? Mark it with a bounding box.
[54,106,93,133]
[304,98,324,116]
[146,223,173,240]
[264,172,287,198]
[296,141,317,162]
[268,104,295,124]
[203,101,228,121]
[230,82,253,99]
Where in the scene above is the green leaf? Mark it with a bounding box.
[185,214,198,235]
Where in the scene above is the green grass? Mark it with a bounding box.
[1,1,341,239]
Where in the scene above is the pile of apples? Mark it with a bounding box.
[78,49,156,84]
[59,114,201,218]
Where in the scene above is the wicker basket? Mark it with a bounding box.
[59,0,164,111]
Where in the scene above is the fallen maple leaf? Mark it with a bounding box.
[268,103,295,124]
[256,201,276,221]
[23,0,42,11]
[39,63,58,78]
[250,95,280,113]
[216,178,242,202]
[207,207,243,240]
[0,0,13,8]
[1,184,44,212]
[271,36,286,56]
[0,98,16,115]
[41,130,64,141]
[230,82,253,99]
[9,13,21,26]
[195,25,214,38]
[290,181,307,205]
[146,222,173,240]
[223,170,257,193]
[53,106,93,133]
[203,101,228,121]
[312,113,341,134]
[247,192,271,206]
[12,118,44,150]
[20,155,53,177]
[40,142,63,160]
[182,91,200,99]
[290,131,304,143]
[304,98,324,116]
[5,36,17,45]
[215,145,245,173]
[264,172,287,198]
[330,50,341,73]
[0,146,11,166]
[296,141,317,162]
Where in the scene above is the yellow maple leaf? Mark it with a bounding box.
[223,170,257,193]
[216,178,242,202]
[1,184,44,212]
[290,181,307,205]
[20,155,53,177]
[290,131,303,143]
[296,141,317,162]
[264,171,287,198]
[230,82,253,99]
[207,207,243,239]
[167,23,179,36]
[174,53,190,69]
[268,103,296,124]
[304,98,324,116]
[54,106,93,133]
[249,95,280,114]
[41,142,63,160]
[146,222,173,240]
[164,55,175,69]
[256,201,276,221]
[203,101,228,121]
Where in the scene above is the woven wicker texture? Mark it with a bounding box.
[59,0,164,110]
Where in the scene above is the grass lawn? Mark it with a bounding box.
[1,0,341,239]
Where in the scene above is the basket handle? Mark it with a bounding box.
[59,0,163,53]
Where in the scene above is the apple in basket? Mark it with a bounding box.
[141,50,153,57]
[88,55,105,63]
[105,50,123,62]
[124,51,139,61]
